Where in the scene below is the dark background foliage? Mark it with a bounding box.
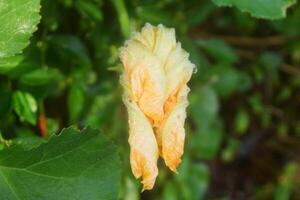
[0,0,300,199]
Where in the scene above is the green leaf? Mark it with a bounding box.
[19,68,62,86]
[222,137,240,162]
[0,0,41,57]
[0,127,121,200]
[67,84,85,123]
[187,3,215,26]
[212,0,296,19]
[274,162,297,200]
[13,136,46,150]
[197,39,238,64]
[75,0,103,22]
[4,46,42,78]
[259,52,281,81]
[0,133,11,150]
[211,64,243,97]
[49,35,92,68]
[188,164,210,200]
[272,4,300,35]
[277,86,292,102]
[40,0,60,31]
[112,0,130,38]
[190,86,223,159]
[249,93,264,114]
[0,55,24,74]
[177,160,210,200]
[190,86,219,126]
[194,123,224,159]
[234,109,250,134]
[12,91,37,125]
[85,92,116,127]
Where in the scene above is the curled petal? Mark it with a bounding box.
[152,24,176,65]
[132,23,155,50]
[120,37,166,123]
[164,43,195,101]
[155,44,195,150]
[133,23,176,64]
[161,86,190,172]
[123,97,159,190]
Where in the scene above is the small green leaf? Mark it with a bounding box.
[46,118,60,136]
[190,86,219,126]
[194,123,224,159]
[12,91,37,125]
[259,52,281,81]
[0,127,121,200]
[222,137,240,162]
[277,86,292,102]
[234,109,250,134]
[85,92,116,127]
[197,39,238,64]
[212,0,296,19]
[274,162,297,200]
[0,0,41,57]
[0,55,24,74]
[4,46,41,78]
[20,68,62,86]
[249,93,264,113]
[75,0,103,22]
[277,123,289,137]
[211,64,242,97]
[190,86,223,159]
[177,160,210,200]
[187,3,215,26]
[188,164,210,200]
[67,84,85,123]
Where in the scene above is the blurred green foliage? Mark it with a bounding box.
[0,0,300,199]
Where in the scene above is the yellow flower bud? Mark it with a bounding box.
[120,23,195,190]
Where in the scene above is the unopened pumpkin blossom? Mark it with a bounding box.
[120,23,195,190]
